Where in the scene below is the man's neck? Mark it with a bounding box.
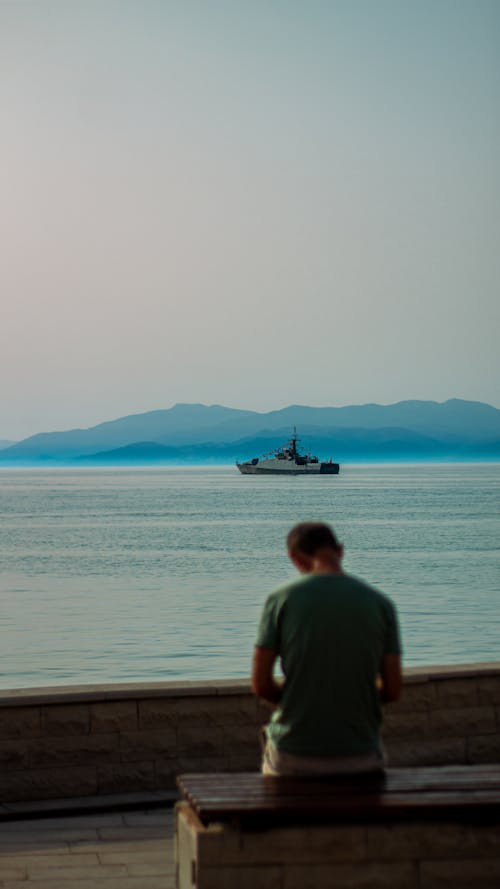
[309,556,343,575]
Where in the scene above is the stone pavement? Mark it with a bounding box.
[0,807,175,888]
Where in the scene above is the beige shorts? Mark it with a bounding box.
[262,739,385,777]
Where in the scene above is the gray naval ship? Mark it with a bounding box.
[236,428,340,475]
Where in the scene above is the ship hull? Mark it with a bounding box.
[237,462,339,475]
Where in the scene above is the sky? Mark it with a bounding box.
[1,0,499,440]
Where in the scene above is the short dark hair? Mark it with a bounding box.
[286,522,340,557]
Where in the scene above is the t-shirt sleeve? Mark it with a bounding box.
[382,597,402,656]
[255,593,281,651]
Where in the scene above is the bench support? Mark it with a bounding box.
[176,801,500,889]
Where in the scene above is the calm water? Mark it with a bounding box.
[0,464,499,689]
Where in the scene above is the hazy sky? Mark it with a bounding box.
[1,0,499,439]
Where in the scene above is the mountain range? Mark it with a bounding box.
[1,399,499,465]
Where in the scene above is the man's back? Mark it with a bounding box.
[256,572,400,757]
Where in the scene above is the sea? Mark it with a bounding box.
[0,464,499,690]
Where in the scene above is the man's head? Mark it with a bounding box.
[286,522,343,574]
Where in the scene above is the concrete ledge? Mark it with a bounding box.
[402,662,500,682]
[1,663,499,708]
[0,679,251,708]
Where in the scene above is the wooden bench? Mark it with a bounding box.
[176,766,500,889]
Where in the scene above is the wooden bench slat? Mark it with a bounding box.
[178,774,500,793]
[179,765,500,787]
[180,791,500,810]
[178,767,500,795]
[180,794,500,824]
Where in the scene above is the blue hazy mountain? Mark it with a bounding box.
[77,428,446,465]
[77,425,499,465]
[1,399,499,464]
[0,404,254,461]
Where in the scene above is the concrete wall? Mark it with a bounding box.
[1,663,499,803]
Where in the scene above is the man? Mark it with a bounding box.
[252,522,402,776]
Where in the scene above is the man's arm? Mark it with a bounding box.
[379,653,402,703]
[251,646,282,705]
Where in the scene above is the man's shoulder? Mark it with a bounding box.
[341,573,397,610]
[265,573,397,614]
[341,572,380,594]
[266,575,309,604]
[270,573,387,596]
[256,576,310,650]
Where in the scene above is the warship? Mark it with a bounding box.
[236,428,339,475]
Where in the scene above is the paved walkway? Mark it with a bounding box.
[0,808,175,888]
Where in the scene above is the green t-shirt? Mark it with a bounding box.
[255,572,401,757]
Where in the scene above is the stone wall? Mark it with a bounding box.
[1,663,499,803]
[176,802,500,889]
